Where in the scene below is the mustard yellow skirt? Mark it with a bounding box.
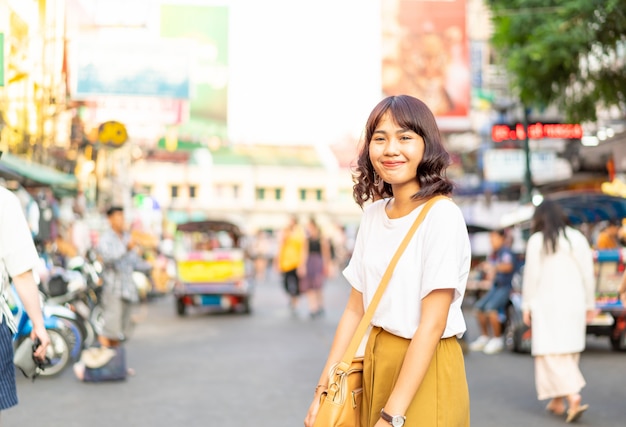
[361,327,470,427]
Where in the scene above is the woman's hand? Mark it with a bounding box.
[31,325,50,361]
[303,388,325,427]
[585,309,598,324]
[297,265,307,278]
[522,310,531,327]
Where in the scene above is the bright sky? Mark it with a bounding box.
[76,0,384,146]
[226,0,383,145]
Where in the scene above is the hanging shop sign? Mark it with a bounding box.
[492,122,583,143]
[97,121,128,148]
[483,149,572,184]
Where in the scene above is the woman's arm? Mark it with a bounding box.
[304,287,364,427]
[521,235,540,318]
[321,236,332,276]
[13,271,51,360]
[377,288,454,422]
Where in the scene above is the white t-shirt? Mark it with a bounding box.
[0,186,40,293]
[343,197,471,339]
[0,186,39,333]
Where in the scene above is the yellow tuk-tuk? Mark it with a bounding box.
[172,220,252,315]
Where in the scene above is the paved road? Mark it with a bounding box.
[4,272,625,426]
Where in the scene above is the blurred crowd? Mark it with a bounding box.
[0,178,356,299]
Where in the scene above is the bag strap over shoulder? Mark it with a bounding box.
[336,195,449,371]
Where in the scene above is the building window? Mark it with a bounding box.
[189,185,197,199]
[256,187,266,200]
[233,185,239,199]
[315,189,323,201]
[299,189,307,201]
[171,185,179,199]
[275,188,282,200]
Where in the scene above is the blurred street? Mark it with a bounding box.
[3,271,625,427]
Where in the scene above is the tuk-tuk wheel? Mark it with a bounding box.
[610,327,626,351]
[241,298,251,314]
[176,298,187,316]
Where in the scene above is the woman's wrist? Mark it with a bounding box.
[314,384,328,394]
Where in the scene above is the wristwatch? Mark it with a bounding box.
[380,408,406,427]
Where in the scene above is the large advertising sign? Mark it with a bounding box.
[160,4,229,143]
[382,0,470,131]
[72,39,191,99]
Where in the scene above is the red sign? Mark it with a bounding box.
[492,123,583,143]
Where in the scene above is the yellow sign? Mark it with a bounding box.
[97,121,128,147]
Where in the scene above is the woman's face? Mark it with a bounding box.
[369,112,425,194]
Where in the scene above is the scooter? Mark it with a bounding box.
[40,263,100,354]
[9,285,72,377]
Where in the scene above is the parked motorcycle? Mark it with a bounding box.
[40,262,101,352]
[9,286,72,377]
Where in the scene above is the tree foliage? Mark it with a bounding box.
[487,0,626,123]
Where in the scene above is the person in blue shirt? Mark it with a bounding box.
[469,229,516,354]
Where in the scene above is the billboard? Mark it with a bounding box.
[382,0,470,131]
[160,4,229,143]
[72,39,191,99]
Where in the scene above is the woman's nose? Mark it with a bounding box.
[383,138,400,154]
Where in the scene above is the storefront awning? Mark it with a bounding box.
[0,152,77,192]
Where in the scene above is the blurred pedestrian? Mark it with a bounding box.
[594,219,621,249]
[300,217,331,318]
[522,200,595,423]
[305,95,470,427]
[0,174,50,416]
[275,215,306,314]
[96,206,140,348]
[469,229,516,354]
[249,230,272,282]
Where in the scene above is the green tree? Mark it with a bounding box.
[487,0,626,123]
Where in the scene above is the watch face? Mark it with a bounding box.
[391,416,405,427]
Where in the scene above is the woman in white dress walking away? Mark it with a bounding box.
[522,200,596,423]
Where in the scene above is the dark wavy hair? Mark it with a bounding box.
[531,199,570,254]
[352,95,454,207]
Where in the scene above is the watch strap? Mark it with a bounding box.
[380,408,405,426]
[380,408,393,423]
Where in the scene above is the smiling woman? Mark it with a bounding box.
[305,95,471,427]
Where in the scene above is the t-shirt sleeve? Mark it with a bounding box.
[0,191,40,277]
[342,214,367,292]
[419,201,470,301]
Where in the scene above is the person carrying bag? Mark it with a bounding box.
[305,95,471,427]
[313,195,445,427]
